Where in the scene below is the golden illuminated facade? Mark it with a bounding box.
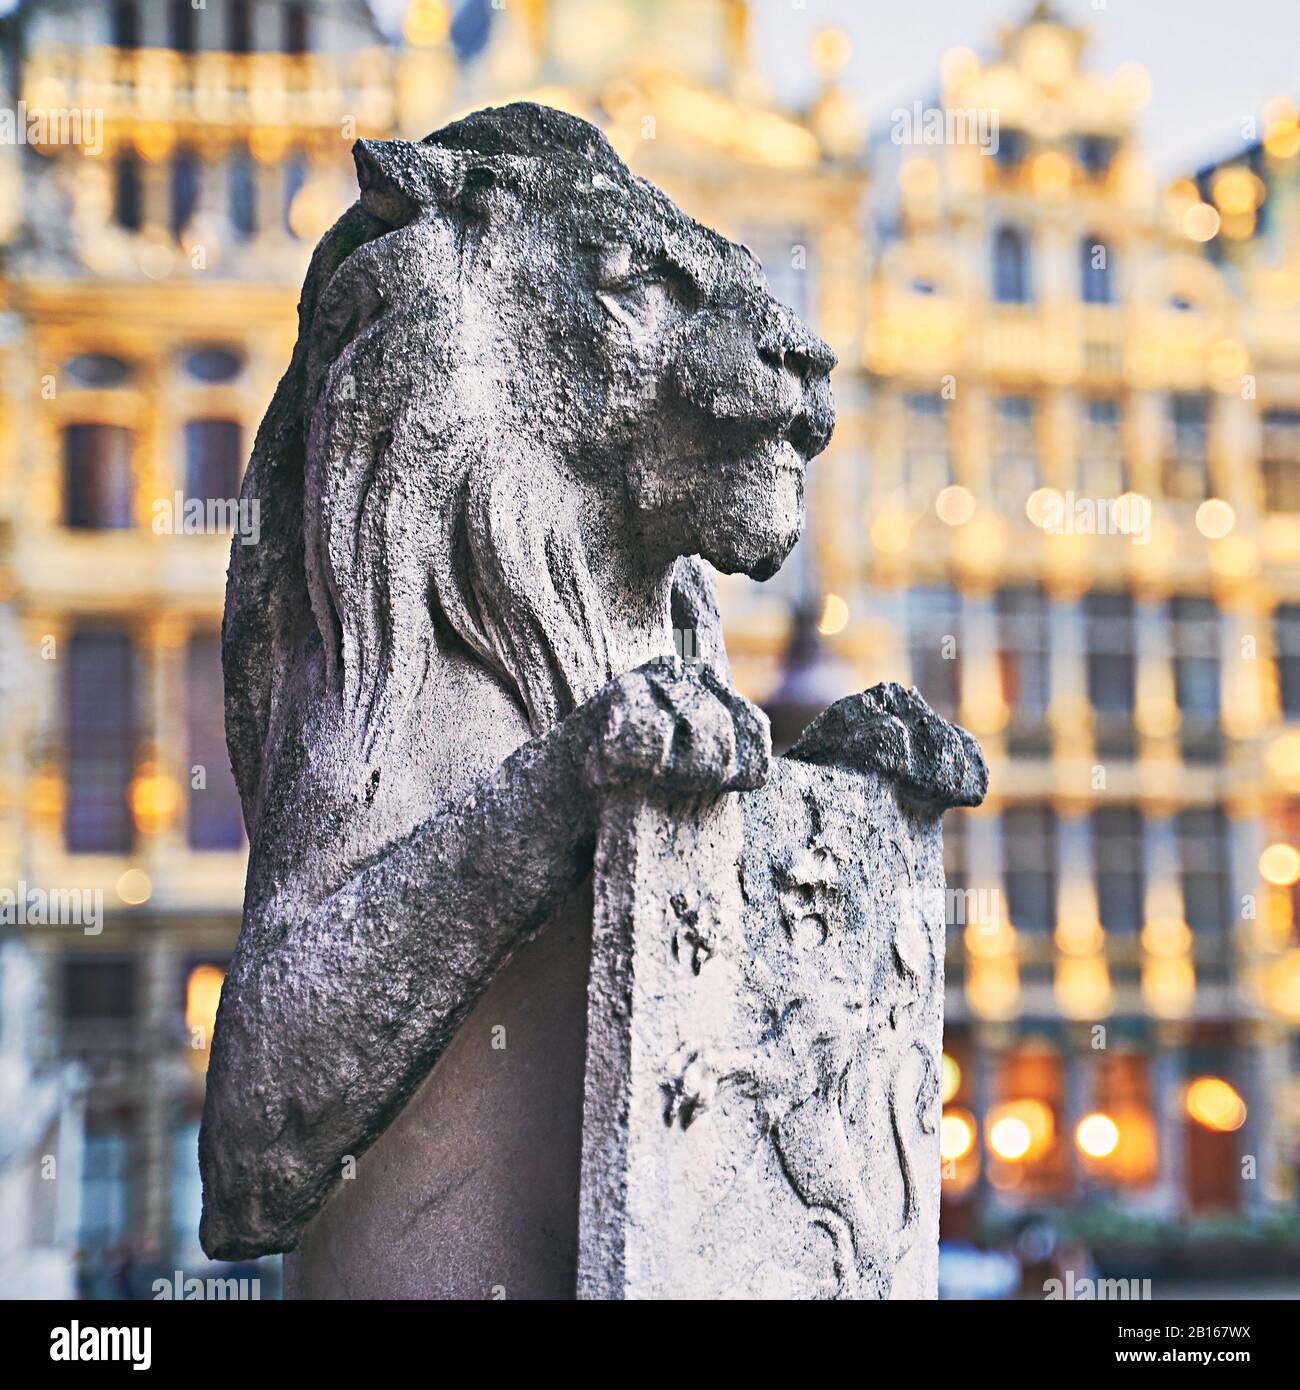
[5,0,1294,1295]
[0,0,863,1289]
[835,8,1300,1224]
[0,0,404,1292]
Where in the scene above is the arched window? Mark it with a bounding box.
[1077,135,1117,179]
[992,225,1032,304]
[1081,235,1114,304]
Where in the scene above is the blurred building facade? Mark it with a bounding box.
[0,0,405,1296]
[844,6,1300,1233]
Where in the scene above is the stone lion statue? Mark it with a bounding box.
[199,103,839,1268]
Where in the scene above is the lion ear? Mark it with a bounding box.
[352,139,458,227]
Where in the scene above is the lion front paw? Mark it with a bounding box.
[585,656,770,795]
[785,682,987,810]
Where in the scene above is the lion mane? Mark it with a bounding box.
[222,104,729,825]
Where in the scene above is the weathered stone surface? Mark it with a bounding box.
[199,99,985,1300]
[578,690,984,1300]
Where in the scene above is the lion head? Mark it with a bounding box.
[224,103,835,816]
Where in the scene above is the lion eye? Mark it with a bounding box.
[592,243,634,290]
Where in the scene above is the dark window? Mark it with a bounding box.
[186,635,245,850]
[62,957,135,1022]
[66,354,132,388]
[1170,596,1222,761]
[1003,805,1057,932]
[993,225,1032,304]
[1086,591,1136,757]
[997,586,1051,757]
[169,0,196,53]
[170,146,201,237]
[229,150,256,239]
[183,347,243,383]
[184,420,242,504]
[1077,135,1117,178]
[1086,592,1136,712]
[111,1,139,47]
[1162,392,1209,501]
[114,154,143,233]
[283,1,308,53]
[228,0,252,53]
[63,424,134,529]
[1276,604,1300,719]
[1178,809,1232,977]
[1185,1028,1241,1212]
[65,630,135,853]
[1080,235,1113,304]
[908,586,961,721]
[1261,408,1300,512]
[994,129,1027,170]
[1093,807,1144,933]
[1282,804,1300,930]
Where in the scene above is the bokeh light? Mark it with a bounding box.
[1075,1112,1120,1159]
[936,483,975,526]
[818,592,849,636]
[1195,498,1235,539]
[1184,1077,1247,1133]
[1259,843,1300,887]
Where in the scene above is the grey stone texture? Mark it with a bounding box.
[580,690,984,1300]
[199,101,986,1299]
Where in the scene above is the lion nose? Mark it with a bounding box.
[757,326,837,382]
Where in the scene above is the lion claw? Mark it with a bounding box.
[585,656,771,795]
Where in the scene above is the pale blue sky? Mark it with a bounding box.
[754,0,1299,175]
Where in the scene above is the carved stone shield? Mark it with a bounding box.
[578,756,947,1300]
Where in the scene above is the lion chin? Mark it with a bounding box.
[693,437,808,581]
